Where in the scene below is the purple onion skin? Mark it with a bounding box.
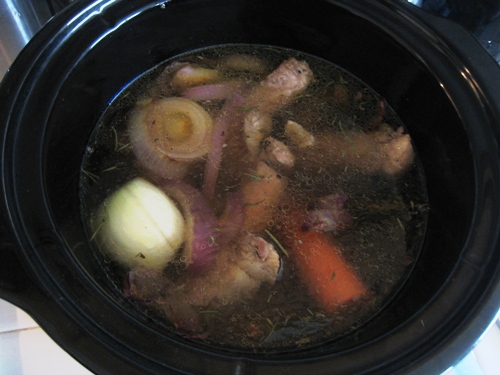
[318,192,348,210]
[304,193,352,233]
[218,192,246,246]
[162,180,220,274]
[181,81,244,102]
[201,92,247,199]
[303,208,352,233]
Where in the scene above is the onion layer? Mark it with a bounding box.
[162,180,220,274]
[129,97,214,179]
[201,92,247,198]
[217,192,246,246]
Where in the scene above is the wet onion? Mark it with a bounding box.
[162,180,220,274]
[181,80,244,101]
[217,192,246,246]
[91,178,186,270]
[201,92,247,198]
[128,97,214,179]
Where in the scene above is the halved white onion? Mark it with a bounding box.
[92,177,186,270]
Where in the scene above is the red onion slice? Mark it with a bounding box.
[201,91,247,199]
[181,80,245,102]
[217,192,246,246]
[162,180,220,274]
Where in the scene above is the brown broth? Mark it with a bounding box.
[80,45,428,351]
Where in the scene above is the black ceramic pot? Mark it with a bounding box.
[1,0,500,374]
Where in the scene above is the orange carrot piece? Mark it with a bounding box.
[289,228,368,311]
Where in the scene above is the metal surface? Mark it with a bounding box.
[407,0,500,63]
[0,0,70,79]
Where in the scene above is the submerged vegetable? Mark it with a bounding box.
[293,230,368,310]
[91,178,186,270]
[218,54,268,73]
[162,180,220,274]
[181,80,245,101]
[201,92,247,199]
[129,97,214,179]
[171,64,220,90]
[282,210,368,311]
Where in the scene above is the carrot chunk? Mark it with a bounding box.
[281,208,368,311]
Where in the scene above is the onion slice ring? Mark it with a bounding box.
[129,97,214,179]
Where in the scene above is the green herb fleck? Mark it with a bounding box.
[90,221,104,241]
[102,166,118,173]
[396,217,405,230]
[265,229,289,257]
[245,199,266,206]
[238,105,260,112]
[244,172,262,181]
[175,284,186,291]
[82,169,100,183]
[116,142,131,152]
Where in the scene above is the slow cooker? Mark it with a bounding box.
[1,0,500,374]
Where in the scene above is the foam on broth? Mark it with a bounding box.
[80,45,428,350]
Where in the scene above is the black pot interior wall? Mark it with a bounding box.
[5,0,486,372]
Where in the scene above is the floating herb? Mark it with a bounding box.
[265,229,288,257]
[175,284,186,291]
[90,220,104,241]
[244,172,263,181]
[337,120,359,157]
[238,105,260,112]
[396,217,405,230]
[112,126,131,151]
[82,169,99,183]
[116,142,131,152]
[263,320,277,342]
[102,165,118,173]
[245,199,266,206]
